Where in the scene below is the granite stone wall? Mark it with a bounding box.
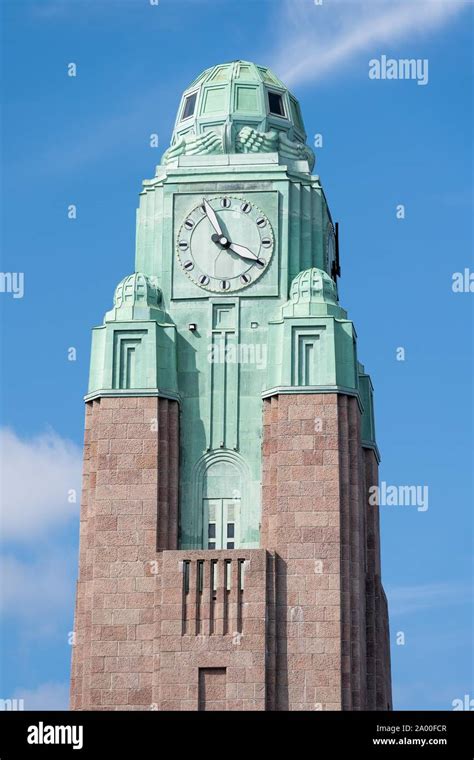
[260,393,392,710]
[70,396,178,710]
[71,392,391,711]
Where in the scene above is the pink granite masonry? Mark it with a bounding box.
[71,391,391,711]
[70,396,178,710]
[155,549,270,710]
[260,393,392,711]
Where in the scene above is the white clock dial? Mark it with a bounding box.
[176,196,274,293]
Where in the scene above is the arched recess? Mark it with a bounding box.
[190,450,252,550]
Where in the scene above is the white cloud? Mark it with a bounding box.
[387,582,471,616]
[13,682,70,711]
[0,428,82,543]
[269,0,471,87]
[0,551,76,633]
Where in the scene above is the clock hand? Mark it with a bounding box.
[202,198,223,237]
[228,242,264,266]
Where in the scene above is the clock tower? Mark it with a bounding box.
[70,61,392,711]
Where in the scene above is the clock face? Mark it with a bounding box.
[176,196,274,293]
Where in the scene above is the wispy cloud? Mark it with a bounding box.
[269,0,471,87]
[0,550,76,636]
[0,428,81,542]
[13,682,70,710]
[387,582,472,616]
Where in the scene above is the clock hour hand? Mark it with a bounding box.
[202,198,223,237]
[228,242,264,266]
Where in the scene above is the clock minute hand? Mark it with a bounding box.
[228,242,263,264]
[203,198,223,237]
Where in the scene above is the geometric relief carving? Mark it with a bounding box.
[209,302,238,449]
[112,330,146,389]
[292,327,325,387]
[298,335,317,386]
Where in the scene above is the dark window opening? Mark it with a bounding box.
[268,91,285,116]
[183,561,190,594]
[182,92,197,120]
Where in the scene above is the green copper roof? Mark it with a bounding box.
[105,272,163,322]
[87,272,178,400]
[290,268,338,305]
[282,268,345,319]
[162,60,314,167]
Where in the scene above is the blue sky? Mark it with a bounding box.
[0,0,472,710]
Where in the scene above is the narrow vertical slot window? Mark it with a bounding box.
[197,560,204,593]
[225,559,232,592]
[223,559,231,635]
[237,559,245,633]
[196,560,204,635]
[210,560,217,634]
[238,559,245,592]
[182,560,190,635]
[183,561,190,595]
[212,560,218,598]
